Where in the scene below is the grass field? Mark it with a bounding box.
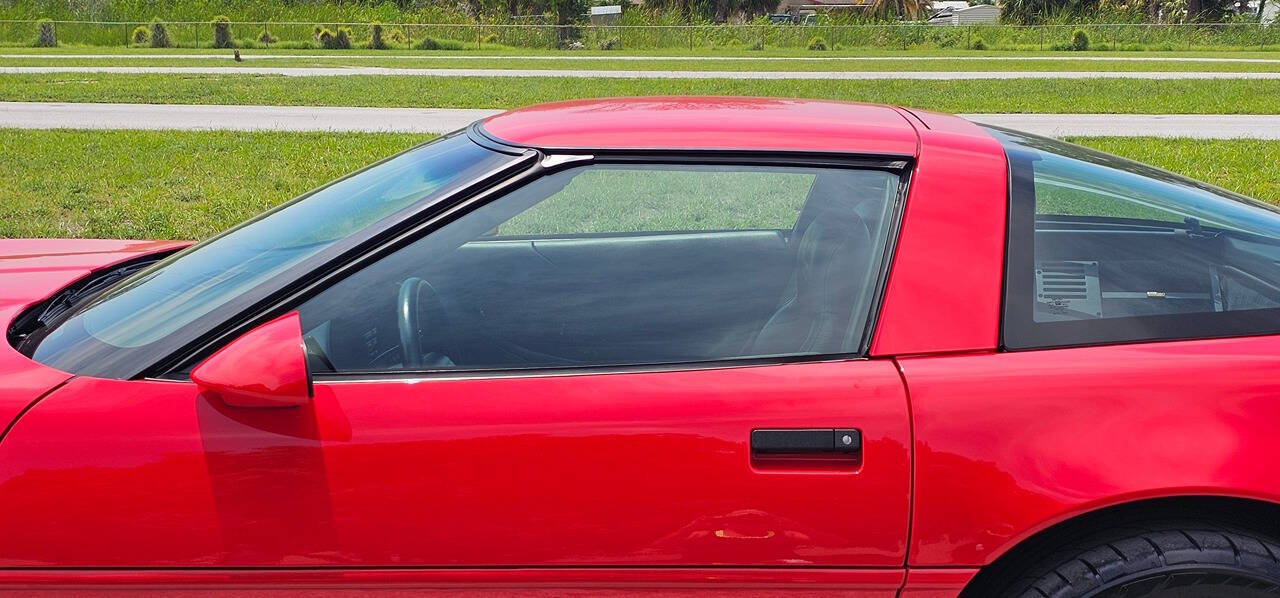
[4,52,1280,71]
[1,73,1275,113]
[1,129,1275,240]
[8,47,1280,58]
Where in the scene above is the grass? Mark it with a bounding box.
[499,168,821,235]
[6,47,1280,58]
[5,55,1280,71]
[0,73,1276,113]
[0,128,431,239]
[0,129,1276,241]
[1065,136,1280,204]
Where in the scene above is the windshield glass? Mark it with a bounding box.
[30,133,519,378]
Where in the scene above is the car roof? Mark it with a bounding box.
[479,97,922,157]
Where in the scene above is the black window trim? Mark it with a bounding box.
[154,143,914,381]
[999,139,1280,352]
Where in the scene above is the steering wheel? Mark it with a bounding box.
[396,277,457,369]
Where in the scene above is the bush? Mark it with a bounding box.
[749,39,764,51]
[598,37,619,50]
[388,28,407,44]
[131,25,149,45]
[257,28,277,45]
[806,35,828,51]
[313,25,323,41]
[149,19,171,48]
[481,33,499,44]
[369,22,388,49]
[332,26,352,49]
[35,18,56,47]
[971,37,986,50]
[212,15,233,49]
[1071,29,1090,51]
[414,36,465,50]
[316,26,353,50]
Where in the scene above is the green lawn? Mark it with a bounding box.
[1,73,1275,113]
[0,129,430,239]
[7,47,1280,58]
[4,54,1280,72]
[1,129,1276,240]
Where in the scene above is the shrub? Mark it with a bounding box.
[598,37,619,50]
[212,15,234,49]
[481,33,499,44]
[149,19,171,48]
[1071,29,1090,51]
[369,22,388,49]
[414,36,465,50]
[316,27,335,47]
[332,26,352,49]
[257,28,277,45]
[35,18,56,47]
[749,39,764,51]
[131,25,149,45]
[806,35,828,51]
[388,28,407,44]
[970,37,986,50]
[832,42,844,51]
[312,25,323,41]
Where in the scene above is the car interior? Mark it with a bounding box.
[1033,217,1280,323]
[298,165,900,373]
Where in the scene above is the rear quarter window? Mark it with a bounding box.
[992,127,1280,349]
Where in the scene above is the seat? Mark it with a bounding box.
[746,173,880,357]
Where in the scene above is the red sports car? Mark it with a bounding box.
[2,97,1279,597]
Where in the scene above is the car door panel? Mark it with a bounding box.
[0,359,909,570]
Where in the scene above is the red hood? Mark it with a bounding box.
[0,239,189,435]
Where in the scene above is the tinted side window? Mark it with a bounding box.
[297,163,901,373]
[994,127,1280,349]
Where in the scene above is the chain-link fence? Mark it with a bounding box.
[1,19,1277,51]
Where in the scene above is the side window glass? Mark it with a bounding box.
[498,167,813,235]
[296,163,901,373]
[995,127,1280,349]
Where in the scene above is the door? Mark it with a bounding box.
[0,159,911,588]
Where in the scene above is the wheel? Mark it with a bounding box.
[997,522,1280,598]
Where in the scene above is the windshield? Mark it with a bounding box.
[29,133,520,378]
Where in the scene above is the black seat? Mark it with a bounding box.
[746,173,880,357]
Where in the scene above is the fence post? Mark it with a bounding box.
[689,25,694,50]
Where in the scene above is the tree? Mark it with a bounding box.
[869,0,931,19]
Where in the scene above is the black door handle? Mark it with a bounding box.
[751,429,861,454]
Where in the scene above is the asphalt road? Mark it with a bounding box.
[2,102,1276,138]
[3,65,1279,79]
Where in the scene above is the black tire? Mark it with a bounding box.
[997,523,1280,598]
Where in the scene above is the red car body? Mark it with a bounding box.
[0,98,1276,595]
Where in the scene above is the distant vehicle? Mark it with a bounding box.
[5,98,1280,595]
[927,3,1000,24]
[768,11,817,23]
